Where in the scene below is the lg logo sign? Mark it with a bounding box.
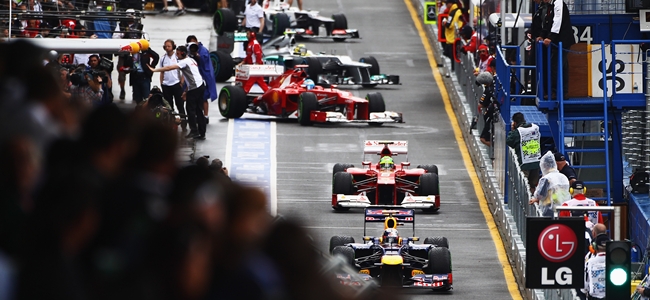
[538,224,577,285]
[526,219,584,289]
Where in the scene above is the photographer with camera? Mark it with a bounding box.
[87,54,113,105]
[69,67,104,107]
[475,72,498,147]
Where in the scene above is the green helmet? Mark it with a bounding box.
[380,156,394,169]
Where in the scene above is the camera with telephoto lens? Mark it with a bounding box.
[98,56,114,72]
[70,68,104,86]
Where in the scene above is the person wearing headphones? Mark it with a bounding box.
[584,233,609,300]
[558,181,603,225]
[149,45,206,140]
[159,39,186,131]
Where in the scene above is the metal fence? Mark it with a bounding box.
[418,1,580,298]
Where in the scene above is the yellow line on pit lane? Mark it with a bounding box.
[402,0,523,299]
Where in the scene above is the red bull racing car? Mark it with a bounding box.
[218,65,403,126]
[332,141,440,211]
[330,208,452,290]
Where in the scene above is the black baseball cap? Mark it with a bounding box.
[554,152,565,161]
[594,234,610,248]
[571,181,584,190]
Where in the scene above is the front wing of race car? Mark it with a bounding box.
[292,28,361,39]
[401,194,440,209]
[335,193,437,208]
[409,274,452,289]
[336,272,451,289]
[311,111,403,124]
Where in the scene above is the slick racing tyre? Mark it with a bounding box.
[302,57,322,81]
[333,163,354,178]
[298,92,318,126]
[210,51,234,82]
[424,236,449,249]
[331,14,347,42]
[418,173,440,212]
[417,164,439,175]
[213,8,237,36]
[359,56,379,88]
[359,56,380,76]
[272,13,290,37]
[332,13,348,30]
[418,173,440,195]
[218,85,247,118]
[329,235,355,253]
[427,247,452,290]
[366,92,385,127]
[333,172,354,211]
[332,246,355,266]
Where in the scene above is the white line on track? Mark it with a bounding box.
[224,118,234,171]
[270,122,277,216]
[303,226,489,231]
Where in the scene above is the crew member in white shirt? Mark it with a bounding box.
[159,39,186,131]
[584,233,609,300]
[149,45,206,140]
[242,0,264,45]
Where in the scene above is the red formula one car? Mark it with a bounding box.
[331,141,440,212]
[217,64,403,126]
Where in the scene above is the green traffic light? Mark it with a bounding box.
[609,268,628,286]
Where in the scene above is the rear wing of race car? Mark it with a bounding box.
[363,140,408,157]
[363,207,416,236]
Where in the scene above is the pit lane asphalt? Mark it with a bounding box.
[141,3,515,298]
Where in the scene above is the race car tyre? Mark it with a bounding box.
[332,246,355,266]
[424,236,449,249]
[213,8,237,36]
[366,92,386,127]
[272,13,290,37]
[417,164,439,175]
[333,163,354,178]
[211,51,234,83]
[418,173,439,195]
[218,85,247,118]
[329,235,355,253]
[302,57,322,81]
[359,56,380,76]
[298,92,318,126]
[333,171,354,194]
[428,247,452,290]
[332,13,348,30]
[332,14,348,42]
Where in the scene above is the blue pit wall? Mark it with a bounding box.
[493,12,650,264]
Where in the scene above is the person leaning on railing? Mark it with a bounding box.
[528,151,571,216]
[506,112,541,192]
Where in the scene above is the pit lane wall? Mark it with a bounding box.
[409,1,575,299]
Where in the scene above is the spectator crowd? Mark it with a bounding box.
[0,36,388,300]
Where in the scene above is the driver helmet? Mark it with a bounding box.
[293,43,307,56]
[383,228,399,244]
[379,156,394,170]
[303,79,315,90]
